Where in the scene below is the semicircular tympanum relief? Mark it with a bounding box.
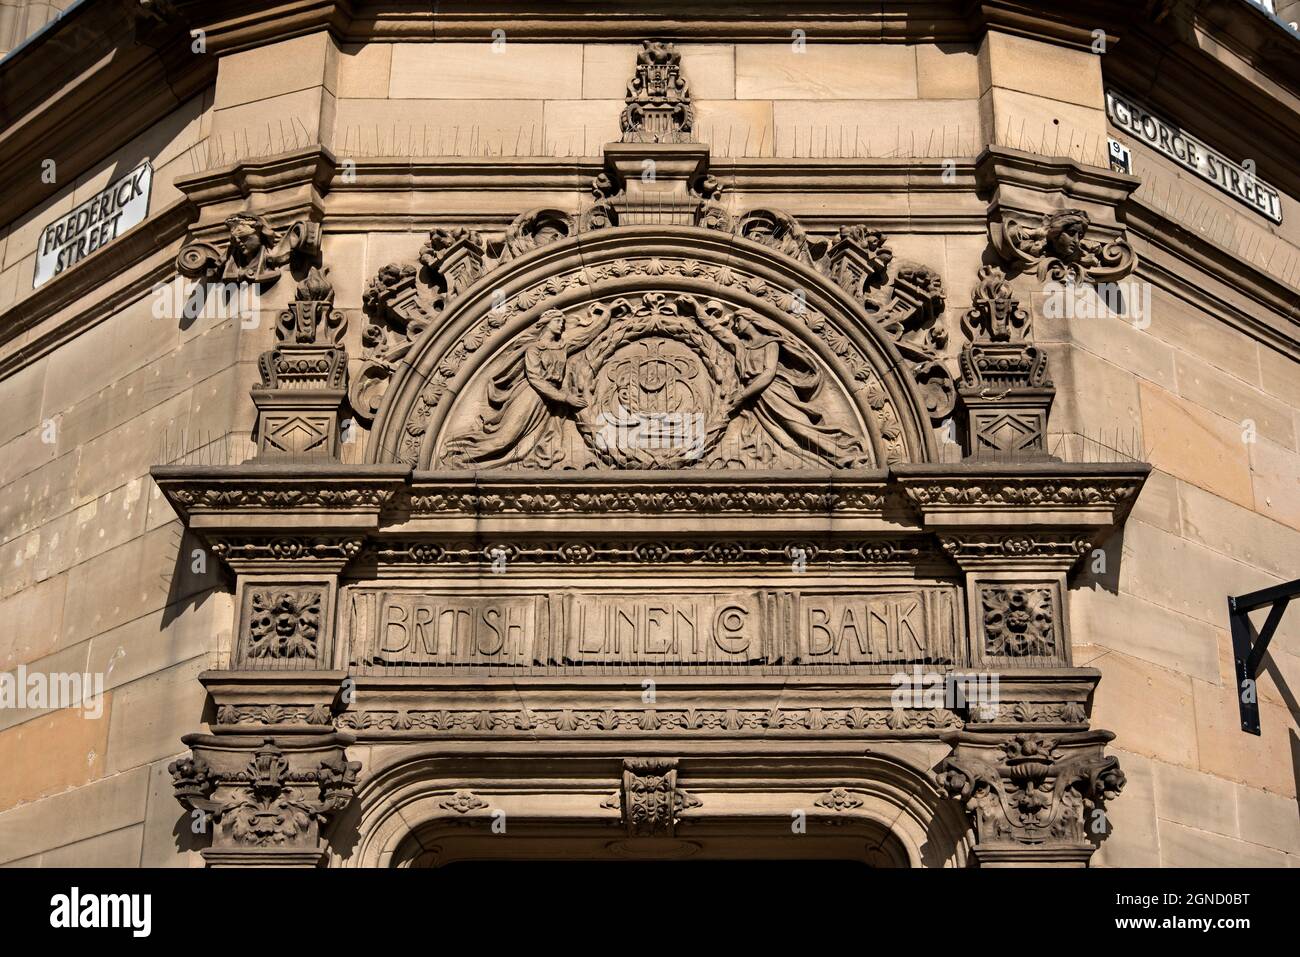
[367,226,943,469]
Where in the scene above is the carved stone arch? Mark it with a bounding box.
[331,750,972,868]
[367,225,940,468]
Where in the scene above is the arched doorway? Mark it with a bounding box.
[330,751,972,869]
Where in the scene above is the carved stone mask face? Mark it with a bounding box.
[545,312,565,335]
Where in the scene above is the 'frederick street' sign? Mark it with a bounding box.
[1106,89,1282,223]
[34,160,152,288]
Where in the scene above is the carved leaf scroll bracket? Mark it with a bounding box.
[177,213,321,288]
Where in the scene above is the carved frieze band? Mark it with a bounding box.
[337,705,964,736]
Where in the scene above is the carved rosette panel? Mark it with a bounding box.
[242,589,322,662]
[935,731,1125,853]
[981,586,1056,658]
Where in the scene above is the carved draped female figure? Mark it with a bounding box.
[443,305,616,467]
[713,306,871,468]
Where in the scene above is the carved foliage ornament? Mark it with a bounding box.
[258,267,348,390]
[935,733,1125,847]
[169,740,361,849]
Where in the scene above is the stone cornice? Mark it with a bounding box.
[173,147,339,236]
[893,461,1150,530]
[151,461,1148,577]
[1126,200,1300,355]
[150,462,411,532]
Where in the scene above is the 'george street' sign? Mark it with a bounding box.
[1106,89,1282,224]
[34,161,153,288]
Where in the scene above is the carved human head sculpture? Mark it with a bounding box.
[729,308,760,339]
[1044,209,1090,261]
[225,214,278,265]
[542,308,566,337]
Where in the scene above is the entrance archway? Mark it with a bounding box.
[330,750,972,869]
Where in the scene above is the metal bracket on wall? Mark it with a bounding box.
[1227,578,1299,735]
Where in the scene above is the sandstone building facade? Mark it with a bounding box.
[0,1,1296,867]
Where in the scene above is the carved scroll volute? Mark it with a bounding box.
[934,730,1124,865]
[177,214,322,287]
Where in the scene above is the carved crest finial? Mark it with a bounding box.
[620,40,695,144]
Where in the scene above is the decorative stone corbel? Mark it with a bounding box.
[956,265,1055,457]
[934,730,1125,866]
[605,758,701,838]
[993,208,1135,285]
[170,734,361,867]
[251,266,349,458]
[177,213,321,287]
[977,146,1139,288]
